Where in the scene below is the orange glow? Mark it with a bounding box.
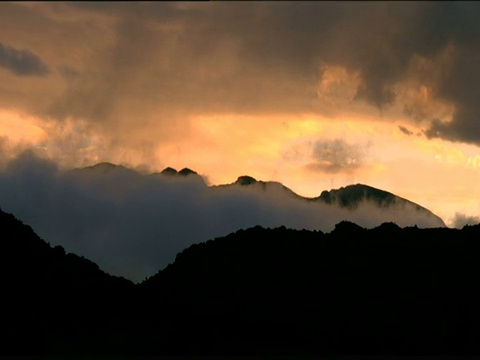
[0,109,47,144]
[0,106,479,228]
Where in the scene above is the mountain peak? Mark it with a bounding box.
[178,168,197,176]
[160,167,178,176]
[319,183,399,208]
[318,183,446,227]
[159,167,198,177]
[85,162,121,172]
[331,220,366,235]
[235,175,257,186]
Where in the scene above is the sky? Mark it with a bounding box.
[1,1,480,228]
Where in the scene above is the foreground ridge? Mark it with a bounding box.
[2,207,480,355]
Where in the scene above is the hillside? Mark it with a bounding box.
[0,208,135,354]
[2,207,480,355]
[139,222,480,355]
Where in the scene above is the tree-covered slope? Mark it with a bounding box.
[2,206,480,355]
[0,208,135,354]
[140,222,480,355]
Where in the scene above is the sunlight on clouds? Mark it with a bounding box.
[2,102,478,229]
[0,109,47,169]
[316,65,361,110]
[467,156,480,170]
[0,109,47,143]
[390,48,456,125]
[157,114,324,184]
[163,113,414,199]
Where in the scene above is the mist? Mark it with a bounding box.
[0,151,444,282]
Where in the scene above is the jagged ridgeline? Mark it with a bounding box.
[0,162,446,282]
[2,207,480,355]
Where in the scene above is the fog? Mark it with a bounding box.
[0,151,444,282]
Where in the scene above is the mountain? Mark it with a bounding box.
[158,166,201,178]
[2,206,480,355]
[140,223,480,355]
[220,174,445,227]
[0,161,446,282]
[319,183,426,209]
[0,207,135,354]
[317,183,446,226]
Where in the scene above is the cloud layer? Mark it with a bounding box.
[2,2,480,160]
[1,3,480,281]
[0,152,444,282]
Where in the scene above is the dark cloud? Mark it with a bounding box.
[0,42,49,76]
[425,44,480,144]
[399,126,413,136]
[62,3,480,145]
[0,152,443,282]
[309,139,365,174]
[2,2,480,155]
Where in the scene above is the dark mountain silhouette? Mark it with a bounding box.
[81,161,128,173]
[178,167,198,176]
[229,174,301,197]
[144,165,442,225]
[0,207,135,355]
[3,204,480,355]
[134,165,447,230]
[235,175,257,185]
[217,173,445,227]
[139,222,480,355]
[159,166,179,176]
[3,162,440,282]
[159,166,199,177]
[319,183,430,211]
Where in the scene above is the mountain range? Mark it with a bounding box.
[1,206,480,355]
[0,159,446,282]
[82,162,445,227]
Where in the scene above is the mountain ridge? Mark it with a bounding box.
[0,161,446,282]
[2,206,480,355]
[82,163,445,226]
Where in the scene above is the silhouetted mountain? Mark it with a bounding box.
[0,208,135,355]
[68,161,142,185]
[159,166,178,176]
[151,166,206,186]
[68,163,449,230]
[82,161,126,173]
[158,166,199,177]
[178,167,198,176]
[85,162,447,226]
[140,222,480,355]
[2,206,480,355]
[220,174,445,228]
[319,183,426,210]
[1,160,447,282]
[230,174,300,196]
[235,175,258,185]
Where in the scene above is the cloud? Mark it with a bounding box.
[0,152,443,282]
[425,105,480,144]
[2,2,480,170]
[399,126,413,136]
[0,42,49,76]
[451,212,480,229]
[308,139,366,173]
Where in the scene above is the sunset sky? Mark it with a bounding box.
[1,1,480,227]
